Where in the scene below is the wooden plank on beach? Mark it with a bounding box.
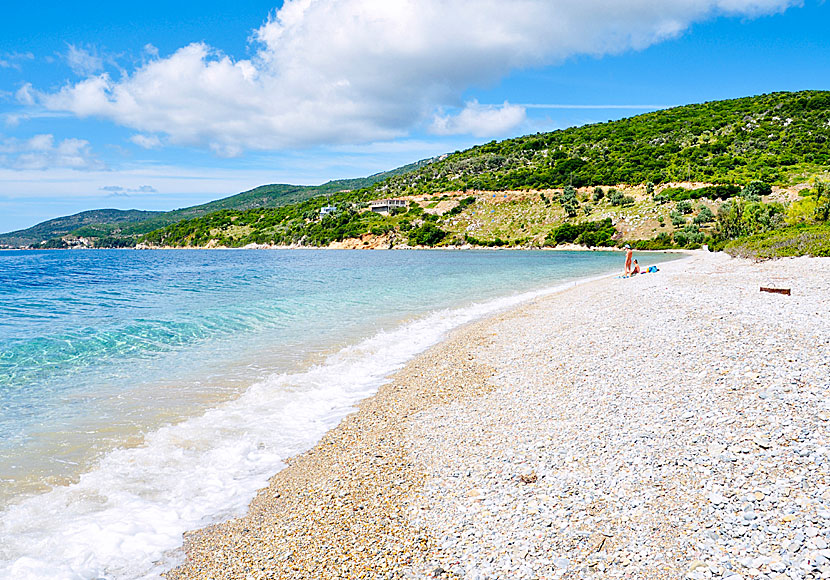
[760,287,791,296]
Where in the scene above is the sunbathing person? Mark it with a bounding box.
[632,259,641,275]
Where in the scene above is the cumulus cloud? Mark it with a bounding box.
[38,0,798,153]
[0,134,104,170]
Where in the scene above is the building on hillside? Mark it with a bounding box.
[369,199,407,215]
[319,206,337,217]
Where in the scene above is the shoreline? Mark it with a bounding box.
[3,245,689,253]
[168,252,829,580]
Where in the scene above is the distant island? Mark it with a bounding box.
[3,91,828,259]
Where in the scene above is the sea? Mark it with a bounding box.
[0,248,678,579]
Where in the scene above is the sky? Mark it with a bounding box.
[0,0,828,233]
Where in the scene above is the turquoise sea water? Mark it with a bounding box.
[0,248,677,579]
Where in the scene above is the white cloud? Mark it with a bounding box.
[100,184,158,195]
[130,134,163,149]
[0,134,105,170]
[432,101,527,137]
[37,0,798,153]
[16,84,36,106]
[0,52,34,70]
[65,44,104,76]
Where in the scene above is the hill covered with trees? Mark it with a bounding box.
[136,91,830,255]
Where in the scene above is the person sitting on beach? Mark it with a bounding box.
[631,260,659,275]
[624,244,633,275]
[632,259,641,275]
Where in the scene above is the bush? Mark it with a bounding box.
[408,223,447,246]
[593,187,604,202]
[674,225,705,248]
[717,199,785,239]
[607,188,624,206]
[694,205,715,224]
[632,232,674,250]
[724,223,830,258]
[544,218,616,247]
[561,186,579,217]
[444,196,476,217]
[676,200,693,214]
[665,185,741,201]
[741,180,772,202]
[670,211,687,227]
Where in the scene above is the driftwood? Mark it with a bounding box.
[760,287,791,296]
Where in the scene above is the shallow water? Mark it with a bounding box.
[0,248,678,579]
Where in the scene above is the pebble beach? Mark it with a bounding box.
[167,251,830,580]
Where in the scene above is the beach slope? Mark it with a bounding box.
[168,252,830,579]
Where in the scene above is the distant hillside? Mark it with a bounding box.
[0,209,165,247]
[0,160,429,247]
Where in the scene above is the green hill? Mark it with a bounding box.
[0,209,165,247]
[137,91,830,252]
[0,160,429,247]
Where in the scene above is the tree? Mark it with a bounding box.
[561,186,579,217]
[408,223,447,246]
[741,180,772,202]
[694,205,715,224]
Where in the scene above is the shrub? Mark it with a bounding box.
[408,223,447,246]
[694,205,715,224]
[724,223,830,258]
[544,218,616,247]
[670,211,687,227]
[561,186,579,217]
[666,185,741,201]
[593,187,605,202]
[741,180,772,202]
[444,196,476,217]
[608,188,624,206]
[676,200,693,214]
[632,232,674,250]
[674,225,705,248]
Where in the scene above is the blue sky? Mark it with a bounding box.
[0,0,827,233]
